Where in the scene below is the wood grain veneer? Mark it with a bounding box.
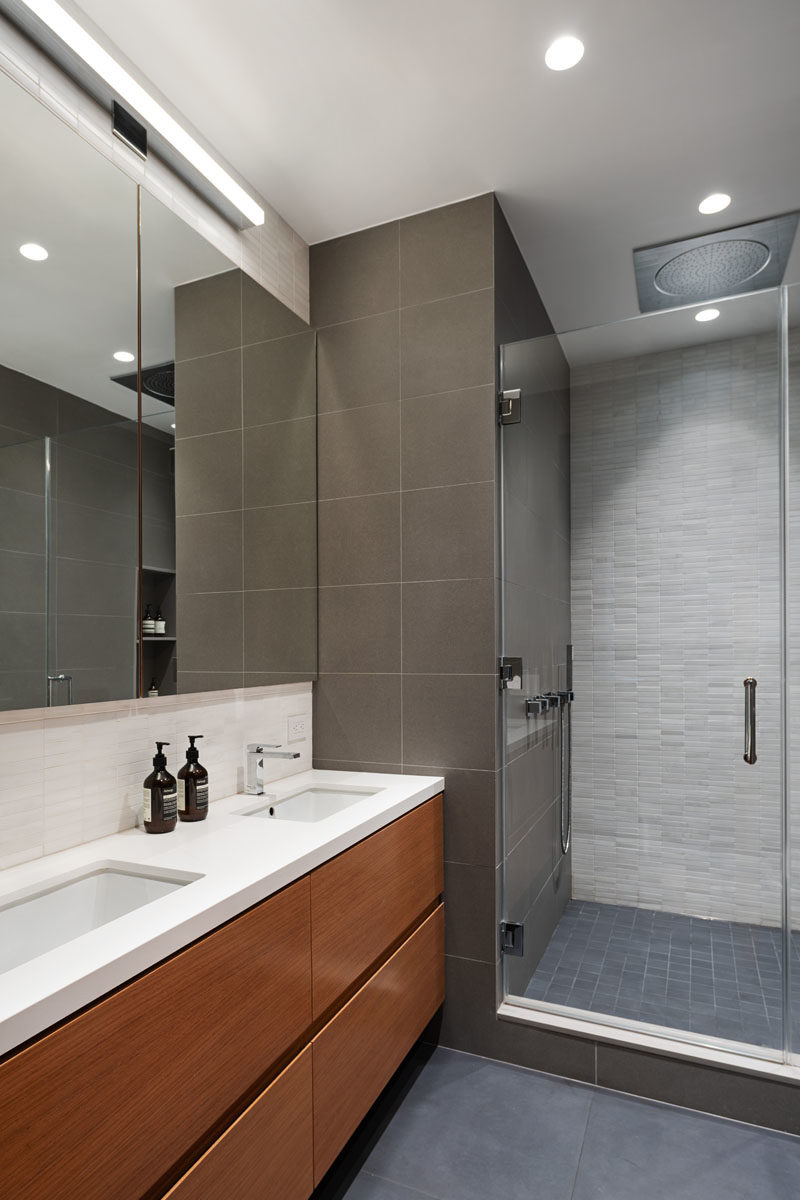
[163,1045,313,1200]
[0,877,312,1200]
[311,795,443,1017]
[312,903,445,1183]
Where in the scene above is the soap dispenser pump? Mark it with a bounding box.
[143,741,177,833]
[177,735,208,822]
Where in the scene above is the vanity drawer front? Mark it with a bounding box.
[311,794,443,1016]
[312,903,445,1182]
[164,1045,313,1200]
[0,876,312,1200]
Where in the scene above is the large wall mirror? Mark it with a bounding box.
[0,66,317,712]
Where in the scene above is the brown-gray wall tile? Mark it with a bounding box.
[176,511,243,594]
[243,589,317,674]
[243,504,316,590]
[318,584,400,673]
[403,674,496,772]
[314,673,402,763]
[175,269,241,360]
[444,861,497,963]
[243,332,316,426]
[242,272,308,343]
[402,578,495,675]
[316,312,400,413]
[175,349,242,437]
[402,482,494,581]
[400,194,493,307]
[311,222,399,327]
[177,592,243,673]
[243,417,316,508]
[401,289,493,399]
[175,431,243,516]
[318,493,401,585]
[318,403,400,500]
[402,386,495,490]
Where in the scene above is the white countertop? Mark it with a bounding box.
[0,769,443,1058]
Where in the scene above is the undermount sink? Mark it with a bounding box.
[239,786,383,823]
[0,861,203,974]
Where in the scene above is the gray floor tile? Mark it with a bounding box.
[343,1175,438,1200]
[361,1048,590,1200]
[572,1090,800,1200]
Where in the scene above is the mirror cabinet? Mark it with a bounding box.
[0,69,317,712]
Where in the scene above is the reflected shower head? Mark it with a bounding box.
[633,212,799,313]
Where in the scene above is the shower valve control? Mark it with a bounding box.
[558,690,575,705]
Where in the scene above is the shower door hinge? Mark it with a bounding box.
[500,921,524,956]
[498,388,522,425]
[499,656,523,690]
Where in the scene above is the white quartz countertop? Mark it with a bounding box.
[0,769,443,1058]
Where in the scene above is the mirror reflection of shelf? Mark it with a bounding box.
[142,565,176,695]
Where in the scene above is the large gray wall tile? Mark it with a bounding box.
[0,488,44,554]
[243,589,317,674]
[402,578,495,675]
[175,431,243,516]
[318,493,401,585]
[402,385,495,490]
[243,331,316,426]
[175,348,242,438]
[243,503,316,590]
[443,861,497,962]
[316,312,400,413]
[400,194,493,306]
[403,674,496,771]
[0,612,45,671]
[0,550,44,613]
[318,403,400,500]
[404,765,497,867]
[314,673,402,763]
[242,272,308,344]
[319,584,400,673]
[177,592,243,673]
[402,482,494,581]
[57,560,136,618]
[401,289,493,399]
[57,502,136,566]
[175,269,241,360]
[176,511,243,593]
[243,417,316,508]
[311,222,399,327]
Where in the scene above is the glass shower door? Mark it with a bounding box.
[500,289,789,1061]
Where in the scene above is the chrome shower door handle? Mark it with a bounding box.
[743,677,757,765]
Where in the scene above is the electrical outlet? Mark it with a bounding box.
[287,714,307,743]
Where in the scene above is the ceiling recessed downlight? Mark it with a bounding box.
[545,36,584,71]
[699,193,731,215]
[19,242,48,261]
[113,350,135,363]
[695,308,720,322]
[171,423,176,430]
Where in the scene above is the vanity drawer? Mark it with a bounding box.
[163,1045,313,1200]
[312,903,445,1182]
[311,794,443,1017]
[0,876,312,1200]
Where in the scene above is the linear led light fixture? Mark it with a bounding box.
[17,0,265,227]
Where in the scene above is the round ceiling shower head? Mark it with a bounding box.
[142,366,175,401]
[654,239,770,298]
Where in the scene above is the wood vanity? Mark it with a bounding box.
[0,794,444,1200]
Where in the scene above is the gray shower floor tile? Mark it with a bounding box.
[524,900,793,1048]
[317,1047,800,1200]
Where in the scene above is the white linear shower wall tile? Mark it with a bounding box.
[0,684,311,867]
[0,15,309,322]
[570,332,785,927]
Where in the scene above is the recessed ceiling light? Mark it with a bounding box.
[17,0,265,227]
[699,193,731,215]
[695,308,720,322]
[545,35,585,71]
[19,242,48,261]
[113,350,135,363]
[170,423,176,430]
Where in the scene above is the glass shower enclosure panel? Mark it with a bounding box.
[500,289,787,1059]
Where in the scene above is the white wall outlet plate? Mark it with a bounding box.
[287,714,307,743]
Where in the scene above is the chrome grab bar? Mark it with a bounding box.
[47,673,72,706]
[743,677,757,765]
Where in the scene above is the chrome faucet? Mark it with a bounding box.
[245,743,301,795]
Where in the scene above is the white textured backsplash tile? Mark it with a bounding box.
[0,684,312,870]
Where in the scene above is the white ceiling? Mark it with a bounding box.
[74,0,800,334]
[0,67,229,432]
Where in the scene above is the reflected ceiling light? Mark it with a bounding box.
[113,350,135,363]
[699,193,731,215]
[170,423,176,430]
[695,307,720,322]
[17,0,265,227]
[545,35,585,70]
[19,242,48,261]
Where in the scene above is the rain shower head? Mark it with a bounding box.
[633,212,799,313]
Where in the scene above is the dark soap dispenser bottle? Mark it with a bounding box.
[178,735,209,822]
[143,741,177,833]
